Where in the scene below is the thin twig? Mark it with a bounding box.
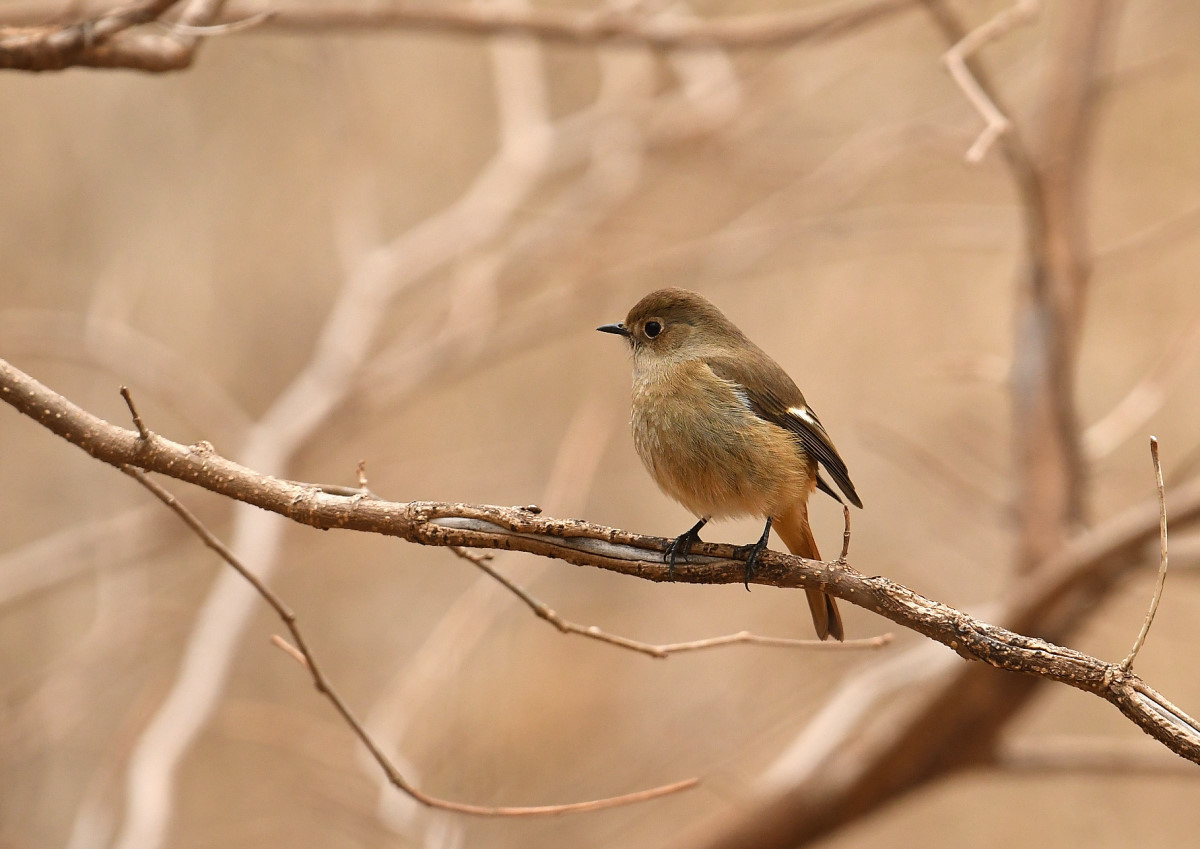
[940,0,1040,162]
[839,504,852,563]
[1121,437,1170,671]
[119,386,149,440]
[449,546,891,656]
[157,8,268,35]
[653,631,890,653]
[270,633,308,667]
[122,469,697,815]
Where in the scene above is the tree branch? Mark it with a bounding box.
[1121,437,1170,671]
[4,357,1200,767]
[124,466,699,815]
[0,0,226,71]
[448,545,893,656]
[1,0,918,63]
[940,0,1040,162]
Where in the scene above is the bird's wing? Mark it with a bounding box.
[707,354,863,509]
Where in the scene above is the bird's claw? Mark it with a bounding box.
[737,518,774,591]
[664,518,707,581]
[665,531,697,581]
[736,538,770,590]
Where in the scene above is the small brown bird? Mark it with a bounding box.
[599,288,862,641]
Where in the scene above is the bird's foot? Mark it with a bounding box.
[736,518,774,591]
[665,518,708,581]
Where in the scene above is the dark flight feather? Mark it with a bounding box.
[707,355,863,509]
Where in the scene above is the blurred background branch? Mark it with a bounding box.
[1,0,918,70]
[4,1,1200,849]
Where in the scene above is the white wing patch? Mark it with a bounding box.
[788,405,817,425]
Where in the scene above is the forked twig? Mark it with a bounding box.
[123,467,697,815]
[940,0,1040,162]
[1121,437,1170,671]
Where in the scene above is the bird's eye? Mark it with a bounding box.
[644,320,662,338]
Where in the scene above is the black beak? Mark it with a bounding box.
[597,322,631,338]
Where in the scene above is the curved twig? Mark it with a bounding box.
[125,466,699,816]
[449,545,892,656]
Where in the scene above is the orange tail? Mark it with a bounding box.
[773,501,844,642]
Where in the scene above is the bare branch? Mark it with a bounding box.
[106,16,567,847]
[758,627,979,792]
[450,546,892,657]
[1121,437,1170,671]
[939,0,1040,162]
[269,633,308,668]
[124,467,699,816]
[4,357,1200,766]
[2,0,919,55]
[1010,0,1110,571]
[839,504,852,563]
[0,0,226,71]
[363,394,617,834]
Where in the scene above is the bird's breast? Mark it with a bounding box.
[630,359,811,520]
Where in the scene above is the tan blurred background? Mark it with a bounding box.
[4,1,1200,847]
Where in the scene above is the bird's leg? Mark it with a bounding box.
[737,517,773,591]
[665,517,708,581]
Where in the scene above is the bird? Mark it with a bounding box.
[598,287,862,641]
